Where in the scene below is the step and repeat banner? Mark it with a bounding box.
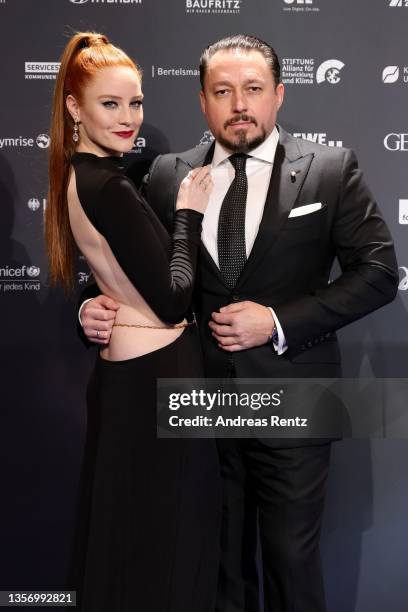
[0,1,407,610]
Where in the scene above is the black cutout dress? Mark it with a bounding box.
[68,153,221,612]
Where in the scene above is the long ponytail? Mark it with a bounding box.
[45,32,140,292]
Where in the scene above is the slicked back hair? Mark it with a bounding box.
[199,34,281,90]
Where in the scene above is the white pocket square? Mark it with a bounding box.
[289,203,322,218]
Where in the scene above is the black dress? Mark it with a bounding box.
[68,153,221,612]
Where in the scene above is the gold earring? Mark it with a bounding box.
[73,120,79,143]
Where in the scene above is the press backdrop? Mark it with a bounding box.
[0,1,407,610]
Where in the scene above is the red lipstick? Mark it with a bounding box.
[114,131,134,138]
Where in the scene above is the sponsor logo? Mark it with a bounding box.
[151,65,199,78]
[78,271,91,284]
[27,198,47,212]
[384,133,408,151]
[28,198,40,211]
[282,58,315,85]
[382,65,408,84]
[128,136,146,154]
[27,266,41,277]
[0,265,41,278]
[399,199,408,224]
[0,137,34,149]
[382,66,399,83]
[281,58,344,85]
[70,0,142,4]
[293,132,343,147]
[316,59,345,84]
[0,265,41,292]
[399,267,408,290]
[283,0,319,12]
[186,0,241,14]
[25,62,60,81]
[389,0,408,7]
[36,134,51,149]
[199,130,215,146]
[0,134,50,149]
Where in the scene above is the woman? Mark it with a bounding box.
[45,32,220,611]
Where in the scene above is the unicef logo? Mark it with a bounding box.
[28,198,41,211]
[69,0,89,3]
[27,266,40,278]
[316,60,345,84]
[199,131,215,146]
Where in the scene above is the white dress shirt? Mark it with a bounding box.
[201,126,287,354]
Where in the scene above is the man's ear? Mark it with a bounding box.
[66,94,80,122]
[199,89,206,115]
[276,83,285,111]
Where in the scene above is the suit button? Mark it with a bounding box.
[301,344,306,351]
[307,341,313,348]
[232,295,240,302]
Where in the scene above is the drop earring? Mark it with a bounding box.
[73,120,80,143]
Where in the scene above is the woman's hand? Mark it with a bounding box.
[176,165,213,214]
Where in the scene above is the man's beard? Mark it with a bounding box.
[218,129,267,153]
[217,114,267,153]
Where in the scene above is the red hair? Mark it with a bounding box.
[45,32,141,292]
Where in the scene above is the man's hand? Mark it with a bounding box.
[81,295,120,345]
[208,301,275,352]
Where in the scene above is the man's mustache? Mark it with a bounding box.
[224,114,257,129]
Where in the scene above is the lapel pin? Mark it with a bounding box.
[290,170,297,183]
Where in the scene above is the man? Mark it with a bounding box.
[80,35,398,612]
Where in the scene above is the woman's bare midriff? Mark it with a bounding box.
[67,170,189,362]
[99,302,187,362]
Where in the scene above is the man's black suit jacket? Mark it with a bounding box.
[143,126,398,381]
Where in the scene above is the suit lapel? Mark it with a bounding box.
[237,128,314,288]
[173,142,214,213]
[172,131,314,291]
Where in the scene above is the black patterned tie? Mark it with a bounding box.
[217,153,248,288]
